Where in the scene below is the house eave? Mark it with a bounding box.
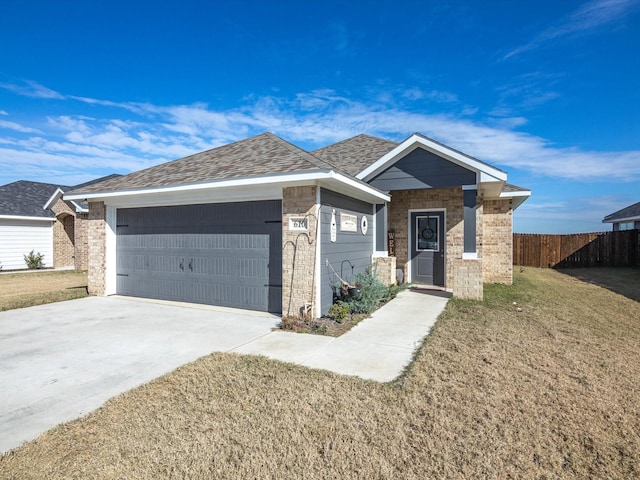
[64,170,390,207]
[0,214,56,223]
[499,189,531,210]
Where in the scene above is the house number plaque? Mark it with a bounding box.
[289,217,308,231]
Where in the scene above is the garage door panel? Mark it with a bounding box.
[116,201,282,313]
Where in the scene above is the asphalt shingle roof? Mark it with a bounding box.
[603,201,640,222]
[0,175,123,218]
[70,133,337,195]
[502,183,530,193]
[0,181,67,218]
[312,134,398,176]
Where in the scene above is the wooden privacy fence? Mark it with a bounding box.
[513,230,640,268]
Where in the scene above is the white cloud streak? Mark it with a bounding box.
[504,0,637,59]
[1,82,639,186]
[0,119,42,134]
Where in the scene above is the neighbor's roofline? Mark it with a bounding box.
[43,187,88,214]
[602,215,640,224]
[356,133,507,183]
[43,187,65,210]
[65,169,391,203]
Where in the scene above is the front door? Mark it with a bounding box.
[410,211,445,286]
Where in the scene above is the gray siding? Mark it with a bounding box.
[368,147,476,191]
[375,204,387,251]
[463,189,477,253]
[116,201,282,313]
[319,188,374,315]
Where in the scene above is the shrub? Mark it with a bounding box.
[24,250,45,269]
[327,301,350,322]
[345,266,389,314]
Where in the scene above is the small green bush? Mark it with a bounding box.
[328,301,350,322]
[24,250,45,269]
[345,266,389,314]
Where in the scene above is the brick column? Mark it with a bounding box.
[282,186,318,318]
[374,256,397,285]
[451,258,483,300]
[482,198,513,284]
[87,201,106,295]
[74,213,89,271]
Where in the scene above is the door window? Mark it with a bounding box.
[416,215,439,251]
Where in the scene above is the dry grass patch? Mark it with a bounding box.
[1,268,638,479]
[557,266,640,302]
[0,270,88,311]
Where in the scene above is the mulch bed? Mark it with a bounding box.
[280,313,369,337]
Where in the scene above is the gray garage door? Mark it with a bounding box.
[116,201,282,313]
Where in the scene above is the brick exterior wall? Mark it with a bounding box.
[451,258,483,300]
[74,213,89,270]
[56,215,75,267]
[388,188,465,288]
[51,198,75,268]
[87,201,107,295]
[282,186,318,318]
[374,256,397,285]
[387,187,485,300]
[483,198,514,284]
[49,198,89,270]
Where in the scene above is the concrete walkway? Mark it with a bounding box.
[0,290,448,453]
[233,289,449,381]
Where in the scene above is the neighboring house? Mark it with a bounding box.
[602,201,640,231]
[0,175,120,271]
[65,132,530,317]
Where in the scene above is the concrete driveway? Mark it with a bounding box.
[0,296,279,453]
[0,290,448,453]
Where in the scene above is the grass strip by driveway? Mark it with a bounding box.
[0,270,88,311]
[1,268,638,479]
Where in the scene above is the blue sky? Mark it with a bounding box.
[1,0,638,233]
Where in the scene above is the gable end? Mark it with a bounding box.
[367,146,476,191]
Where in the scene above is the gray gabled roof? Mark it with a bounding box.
[0,180,68,218]
[72,173,122,190]
[69,132,339,195]
[603,201,640,223]
[0,174,123,219]
[312,134,399,176]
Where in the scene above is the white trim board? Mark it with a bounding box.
[65,170,390,206]
[0,215,55,223]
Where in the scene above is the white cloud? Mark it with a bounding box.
[504,0,637,59]
[1,82,639,186]
[0,80,65,99]
[0,119,42,134]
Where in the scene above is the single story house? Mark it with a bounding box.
[0,175,119,271]
[602,201,640,231]
[65,132,530,317]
